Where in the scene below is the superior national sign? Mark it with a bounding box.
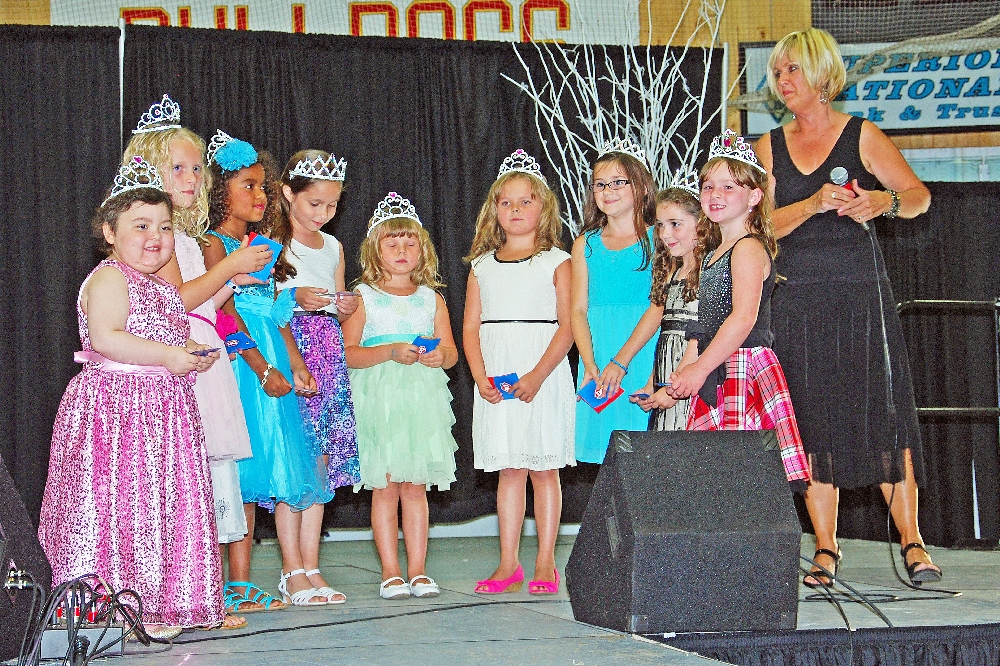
[743,40,1000,135]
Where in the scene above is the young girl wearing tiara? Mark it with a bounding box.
[616,173,702,430]
[273,149,362,603]
[38,159,224,635]
[122,97,272,620]
[463,150,575,595]
[667,130,810,491]
[343,193,459,600]
[203,131,333,608]
[571,139,658,463]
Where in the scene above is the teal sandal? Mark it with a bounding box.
[224,581,285,613]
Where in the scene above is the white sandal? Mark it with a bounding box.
[408,575,440,598]
[305,568,347,604]
[278,569,326,606]
[379,576,411,600]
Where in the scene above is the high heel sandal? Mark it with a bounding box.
[901,542,943,584]
[475,564,524,594]
[304,568,346,604]
[278,569,326,606]
[528,569,560,595]
[803,548,841,589]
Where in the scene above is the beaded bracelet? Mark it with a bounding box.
[610,359,628,375]
[259,363,275,389]
[884,189,900,218]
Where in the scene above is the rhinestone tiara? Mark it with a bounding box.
[597,137,646,166]
[708,129,765,174]
[132,94,182,134]
[497,149,546,184]
[668,167,701,199]
[206,129,258,172]
[289,153,347,182]
[368,192,422,236]
[103,156,164,205]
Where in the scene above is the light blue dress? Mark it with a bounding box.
[207,231,332,511]
[575,228,657,463]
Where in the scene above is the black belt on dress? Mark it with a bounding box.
[293,310,339,317]
[481,319,557,324]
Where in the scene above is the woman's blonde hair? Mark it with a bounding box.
[122,127,210,237]
[465,172,562,263]
[359,217,444,290]
[767,28,847,102]
[650,188,701,305]
[694,157,778,271]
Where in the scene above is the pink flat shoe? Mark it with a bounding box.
[475,564,524,594]
[528,569,560,595]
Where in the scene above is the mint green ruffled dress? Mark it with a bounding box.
[351,283,458,491]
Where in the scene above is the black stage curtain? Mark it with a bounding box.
[0,26,121,523]
[122,25,720,532]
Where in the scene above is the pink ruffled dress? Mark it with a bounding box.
[38,259,225,628]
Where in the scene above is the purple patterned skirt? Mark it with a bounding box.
[291,313,361,490]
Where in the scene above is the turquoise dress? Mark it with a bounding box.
[350,283,458,491]
[575,228,657,463]
[207,231,332,511]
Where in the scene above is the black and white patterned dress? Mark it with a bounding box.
[649,273,698,431]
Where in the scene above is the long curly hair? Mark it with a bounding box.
[122,128,211,238]
[272,149,344,282]
[207,150,292,278]
[465,172,562,263]
[649,188,702,306]
[580,152,656,270]
[693,157,777,273]
[358,217,444,290]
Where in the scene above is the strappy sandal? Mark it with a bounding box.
[901,542,943,584]
[223,581,285,613]
[278,569,327,606]
[803,548,841,589]
[305,568,347,604]
[196,614,248,631]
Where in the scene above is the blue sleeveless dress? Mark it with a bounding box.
[575,228,657,463]
[207,231,332,511]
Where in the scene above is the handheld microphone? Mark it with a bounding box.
[830,166,867,231]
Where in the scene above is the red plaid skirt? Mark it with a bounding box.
[687,347,810,484]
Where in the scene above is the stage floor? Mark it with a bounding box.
[112,534,998,665]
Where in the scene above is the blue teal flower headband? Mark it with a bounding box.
[206,129,258,172]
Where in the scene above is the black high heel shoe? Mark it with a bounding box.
[803,548,842,588]
[901,542,943,584]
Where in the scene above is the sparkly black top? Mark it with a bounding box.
[688,234,775,406]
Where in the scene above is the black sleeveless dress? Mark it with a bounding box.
[769,115,924,489]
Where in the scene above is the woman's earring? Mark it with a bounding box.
[820,88,829,105]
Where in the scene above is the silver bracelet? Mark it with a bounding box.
[259,363,274,389]
[884,189,900,218]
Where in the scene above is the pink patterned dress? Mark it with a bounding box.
[38,259,224,628]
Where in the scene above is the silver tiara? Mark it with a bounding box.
[708,129,765,174]
[206,130,235,165]
[132,94,182,134]
[103,156,164,205]
[289,153,347,181]
[368,192,422,236]
[669,167,701,199]
[497,149,546,184]
[598,137,646,166]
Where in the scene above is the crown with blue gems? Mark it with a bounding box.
[668,167,701,199]
[132,94,182,134]
[597,137,647,166]
[206,130,258,172]
[708,129,765,174]
[497,149,546,184]
[368,192,422,236]
[102,156,164,205]
[289,152,347,182]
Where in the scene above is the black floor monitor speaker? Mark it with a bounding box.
[567,430,801,634]
[0,453,52,662]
